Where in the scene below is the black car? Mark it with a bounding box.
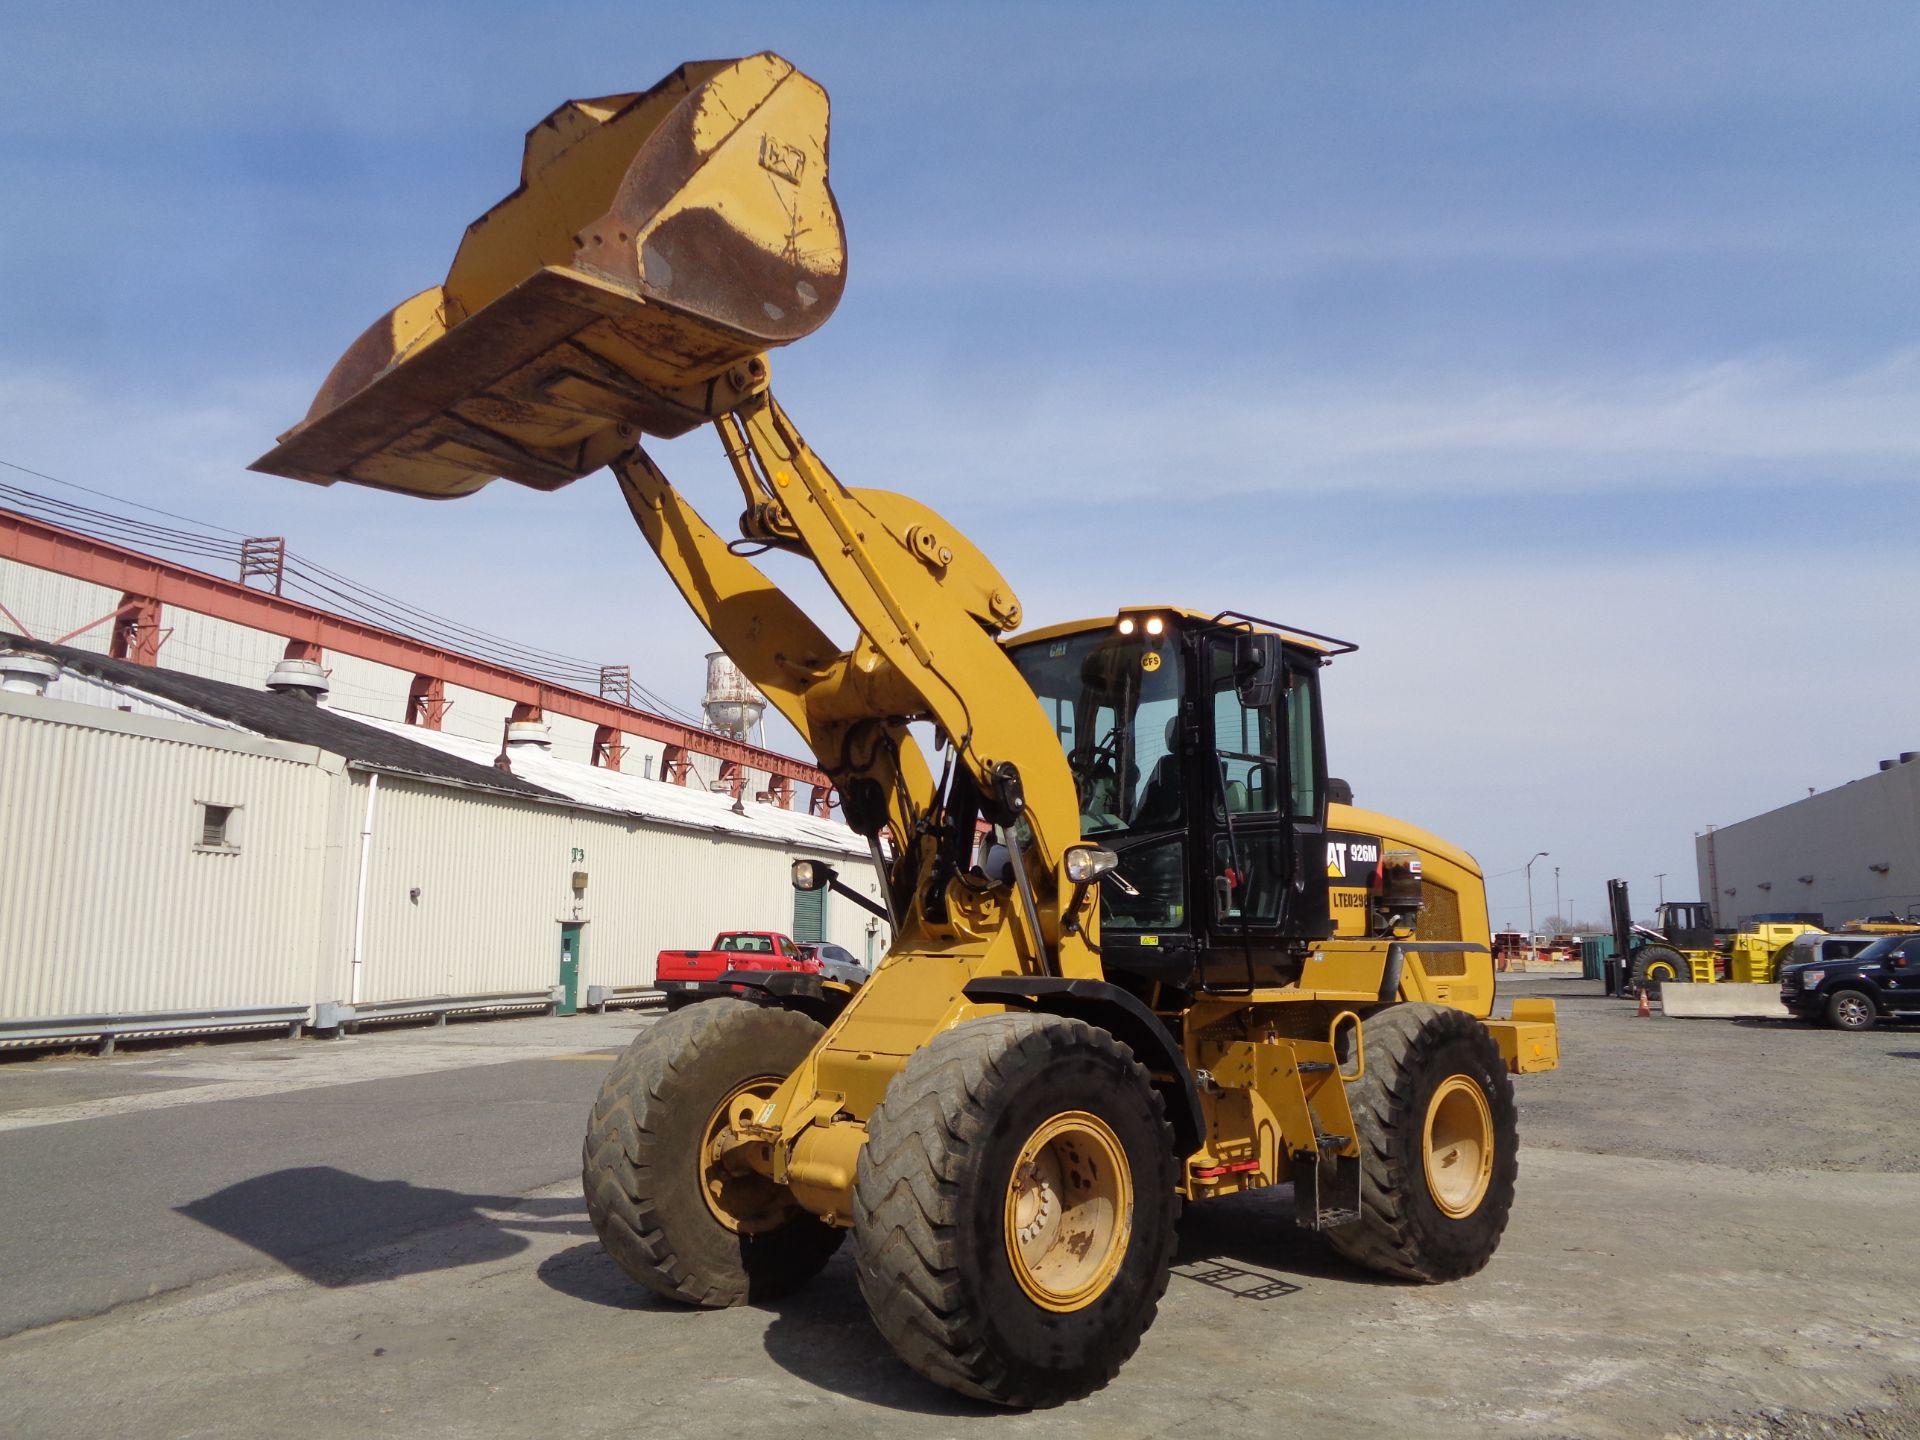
[1780,933,1920,1030]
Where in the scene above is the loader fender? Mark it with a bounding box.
[703,969,858,1026]
[961,976,1203,1160]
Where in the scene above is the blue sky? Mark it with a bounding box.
[4,4,1917,928]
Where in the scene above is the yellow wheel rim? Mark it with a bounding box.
[1649,961,1677,982]
[699,1076,793,1234]
[1422,1075,1494,1219]
[1003,1110,1132,1313]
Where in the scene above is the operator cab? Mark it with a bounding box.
[1004,608,1351,992]
[1655,901,1716,951]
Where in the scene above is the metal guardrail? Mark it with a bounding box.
[314,988,563,1034]
[585,984,666,1014]
[0,1005,311,1057]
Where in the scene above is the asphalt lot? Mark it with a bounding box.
[1,982,1915,1439]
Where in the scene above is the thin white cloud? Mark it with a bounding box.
[783,347,1920,503]
[850,216,1891,288]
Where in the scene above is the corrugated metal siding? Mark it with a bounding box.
[0,558,122,650]
[438,683,516,747]
[322,652,412,724]
[0,706,343,1018]
[0,697,884,1023]
[163,610,287,691]
[544,713,599,767]
[349,773,885,1002]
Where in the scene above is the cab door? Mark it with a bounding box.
[1278,649,1332,942]
[1199,639,1328,986]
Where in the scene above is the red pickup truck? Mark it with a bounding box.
[655,931,818,1010]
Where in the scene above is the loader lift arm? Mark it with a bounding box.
[611,391,1094,981]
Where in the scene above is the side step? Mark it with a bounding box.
[1291,1149,1362,1231]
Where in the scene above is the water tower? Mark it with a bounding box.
[702,651,767,743]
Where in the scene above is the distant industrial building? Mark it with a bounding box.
[0,638,884,1054]
[1696,753,1920,927]
[0,495,886,1054]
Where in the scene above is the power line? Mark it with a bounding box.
[0,482,242,559]
[0,456,251,536]
[0,461,719,726]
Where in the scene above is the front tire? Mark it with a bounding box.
[1632,945,1689,996]
[582,999,843,1306]
[852,1013,1178,1408]
[1328,1003,1519,1283]
[1824,988,1877,1032]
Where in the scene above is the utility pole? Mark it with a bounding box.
[1526,851,1549,944]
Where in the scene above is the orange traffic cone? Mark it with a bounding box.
[1637,987,1652,1018]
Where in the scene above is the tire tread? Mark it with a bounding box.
[582,1000,840,1307]
[853,1013,1175,1406]
[1327,1003,1518,1283]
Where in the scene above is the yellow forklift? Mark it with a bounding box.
[1602,877,1899,996]
[254,54,1559,1406]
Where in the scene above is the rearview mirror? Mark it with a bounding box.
[1234,633,1280,709]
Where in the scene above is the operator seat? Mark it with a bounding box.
[1132,717,1184,830]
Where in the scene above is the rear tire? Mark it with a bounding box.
[1632,945,1689,996]
[582,999,842,1306]
[1328,1003,1519,1283]
[852,1013,1178,1408]
[1824,988,1877,1032]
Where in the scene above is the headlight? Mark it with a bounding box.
[791,858,836,892]
[1798,969,1825,989]
[1064,845,1119,884]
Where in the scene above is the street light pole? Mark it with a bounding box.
[1554,865,1561,926]
[1525,851,1549,948]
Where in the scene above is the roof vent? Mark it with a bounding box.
[266,658,329,703]
[1880,760,1896,771]
[1902,752,1918,764]
[0,650,60,697]
[505,720,552,750]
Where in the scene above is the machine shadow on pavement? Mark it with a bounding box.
[536,1183,1381,1416]
[1168,1185,1391,1297]
[178,1165,592,1286]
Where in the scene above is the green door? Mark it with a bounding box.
[793,883,826,944]
[558,924,581,1016]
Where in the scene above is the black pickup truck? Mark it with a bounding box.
[1780,932,1920,1030]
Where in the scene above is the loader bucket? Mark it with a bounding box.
[252,53,843,499]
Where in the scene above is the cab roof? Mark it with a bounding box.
[1010,607,1356,656]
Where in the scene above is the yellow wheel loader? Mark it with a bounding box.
[255,54,1559,1407]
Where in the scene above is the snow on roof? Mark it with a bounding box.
[346,711,866,857]
[43,667,252,733]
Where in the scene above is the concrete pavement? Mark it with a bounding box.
[1,985,1916,1438]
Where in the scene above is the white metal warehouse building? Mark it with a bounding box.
[0,639,885,1051]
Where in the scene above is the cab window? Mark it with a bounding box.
[1210,649,1279,818]
[1284,666,1320,819]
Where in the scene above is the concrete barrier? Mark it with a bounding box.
[1660,984,1790,1020]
